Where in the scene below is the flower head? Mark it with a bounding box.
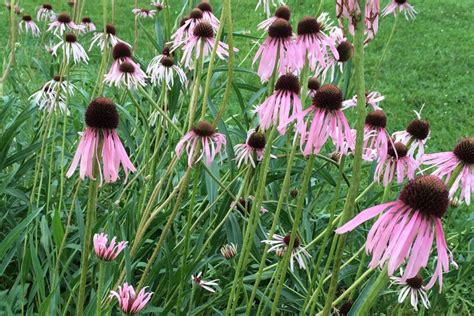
[362,110,391,162]
[80,16,96,32]
[66,97,136,185]
[110,283,152,314]
[29,75,74,113]
[170,8,206,48]
[391,271,431,311]
[253,18,299,82]
[383,0,417,20]
[393,111,430,161]
[257,5,290,31]
[374,142,417,186]
[176,120,227,167]
[19,15,41,37]
[422,138,474,205]
[104,43,147,89]
[197,1,220,29]
[336,175,457,291]
[307,77,320,98]
[234,129,272,167]
[296,13,338,72]
[192,272,219,292]
[150,1,164,10]
[47,12,82,35]
[51,33,89,64]
[90,23,130,51]
[255,73,303,134]
[220,243,237,259]
[147,49,187,89]
[93,233,127,261]
[231,196,269,215]
[37,3,55,21]
[132,8,156,18]
[262,233,311,271]
[343,91,384,110]
[255,0,286,18]
[299,84,354,156]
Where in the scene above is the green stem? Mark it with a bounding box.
[320,0,367,314]
[187,42,205,128]
[96,262,105,316]
[355,265,389,314]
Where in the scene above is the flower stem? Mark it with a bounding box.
[96,261,105,316]
[320,0,367,314]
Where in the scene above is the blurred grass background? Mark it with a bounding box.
[1,0,473,151]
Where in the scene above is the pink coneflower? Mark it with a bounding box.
[37,4,55,21]
[51,33,89,64]
[262,233,311,271]
[307,77,320,98]
[374,142,416,187]
[336,175,456,291]
[197,1,220,29]
[147,49,187,89]
[47,12,82,35]
[90,23,130,51]
[315,27,354,82]
[234,129,269,168]
[296,13,338,72]
[342,91,384,110]
[93,233,127,261]
[390,271,431,311]
[170,8,205,48]
[393,116,430,162]
[110,283,152,314]
[104,43,146,89]
[80,16,96,32]
[362,110,391,162]
[255,0,286,18]
[176,21,234,69]
[255,73,303,135]
[422,138,474,205]
[19,15,41,37]
[29,75,74,113]
[176,120,226,167]
[132,8,156,18]
[66,97,136,185]
[150,1,164,11]
[253,18,299,82]
[192,272,219,292]
[257,5,290,31]
[299,84,354,156]
[383,0,416,20]
[365,0,380,42]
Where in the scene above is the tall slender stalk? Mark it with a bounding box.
[320,1,367,314]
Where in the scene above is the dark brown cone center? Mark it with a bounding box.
[65,33,77,43]
[365,110,387,128]
[85,97,119,129]
[189,8,203,20]
[106,23,116,35]
[119,62,135,73]
[406,275,423,289]
[193,21,214,38]
[192,120,215,137]
[112,43,132,60]
[247,131,266,149]
[313,84,343,111]
[337,41,354,62]
[82,17,91,23]
[406,119,430,140]
[268,18,292,38]
[297,16,320,35]
[57,13,71,23]
[160,56,174,67]
[283,234,300,248]
[42,4,53,10]
[307,77,320,91]
[387,142,408,158]
[275,74,300,94]
[274,6,290,20]
[197,2,212,12]
[395,0,407,4]
[399,175,449,218]
[22,15,32,21]
[453,138,474,165]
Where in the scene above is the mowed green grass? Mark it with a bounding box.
[1,0,473,152]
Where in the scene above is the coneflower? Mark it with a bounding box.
[383,0,417,20]
[51,33,89,64]
[390,271,431,311]
[47,12,82,35]
[93,233,127,261]
[29,75,74,113]
[261,233,311,271]
[19,15,41,37]
[150,1,164,11]
[298,84,354,156]
[90,23,130,51]
[104,43,147,89]
[176,21,234,69]
[316,27,354,82]
[255,73,303,135]
[393,113,430,161]
[423,138,474,205]
[171,8,205,48]
[374,142,416,186]
[295,13,338,72]
[362,110,391,162]
[365,0,380,42]
[36,3,55,22]
[336,175,457,291]
[132,8,157,18]
[234,129,273,167]
[192,272,219,292]
[342,90,384,110]
[220,243,238,259]
[253,18,299,82]
[197,1,220,29]
[80,16,96,32]
[175,120,227,167]
[306,76,320,98]
[147,49,187,90]
[257,5,290,31]
[66,97,136,185]
[110,283,153,314]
